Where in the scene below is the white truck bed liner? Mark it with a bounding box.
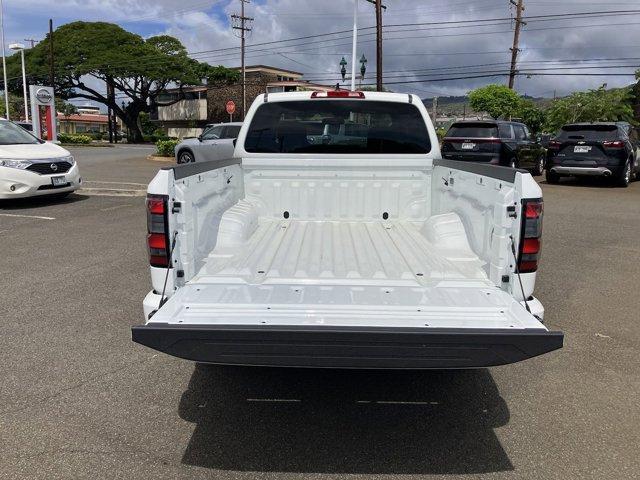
[194,218,487,285]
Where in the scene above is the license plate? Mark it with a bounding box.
[574,146,592,153]
[461,143,476,150]
[51,176,66,186]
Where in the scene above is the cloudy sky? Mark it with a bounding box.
[4,0,640,98]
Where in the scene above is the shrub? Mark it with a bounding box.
[58,133,92,144]
[156,139,179,157]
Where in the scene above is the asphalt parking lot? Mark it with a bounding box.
[1,146,639,479]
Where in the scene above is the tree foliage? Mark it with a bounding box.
[516,100,546,135]
[545,86,635,133]
[468,84,522,120]
[5,22,238,141]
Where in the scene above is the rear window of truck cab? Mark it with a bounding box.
[446,123,498,139]
[244,100,431,154]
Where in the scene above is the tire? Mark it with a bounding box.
[616,160,631,188]
[177,150,194,164]
[532,155,545,177]
[546,170,560,184]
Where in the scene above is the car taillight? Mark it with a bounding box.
[603,140,624,149]
[311,91,365,99]
[147,194,170,268]
[548,140,561,150]
[519,199,543,273]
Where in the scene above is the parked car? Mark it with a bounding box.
[132,90,562,370]
[0,119,81,200]
[175,122,242,164]
[546,122,640,187]
[442,120,546,175]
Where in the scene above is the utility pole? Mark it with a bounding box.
[231,0,253,119]
[508,0,525,90]
[48,19,55,88]
[24,38,37,48]
[365,0,386,91]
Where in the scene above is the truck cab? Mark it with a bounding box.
[132,91,562,369]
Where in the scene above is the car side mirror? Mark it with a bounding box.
[197,135,203,142]
[233,138,237,147]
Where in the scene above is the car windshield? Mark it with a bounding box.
[244,100,431,154]
[0,120,41,145]
[558,125,618,141]
[447,123,498,138]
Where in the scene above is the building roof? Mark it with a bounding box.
[58,113,109,123]
[233,65,303,77]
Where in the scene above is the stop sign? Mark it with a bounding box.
[226,100,236,115]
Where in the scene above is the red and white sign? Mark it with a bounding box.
[226,100,236,115]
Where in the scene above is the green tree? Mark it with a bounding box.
[55,98,78,117]
[0,93,26,120]
[545,86,634,133]
[516,100,546,135]
[468,84,522,120]
[5,22,238,142]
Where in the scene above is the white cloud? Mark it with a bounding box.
[6,0,639,97]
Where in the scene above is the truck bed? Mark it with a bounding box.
[194,217,488,285]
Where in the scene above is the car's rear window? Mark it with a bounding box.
[558,125,618,141]
[446,123,498,139]
[244,100,430,154]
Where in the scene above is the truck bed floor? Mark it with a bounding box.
[194,219,487,286]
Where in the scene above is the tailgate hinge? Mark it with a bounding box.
[172,201,182,214]
[507,205,518,219]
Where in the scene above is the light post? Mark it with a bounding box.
[9,43,28,122]
[359,54,367,88]
[340,57,347,84]
[0,0,9,120]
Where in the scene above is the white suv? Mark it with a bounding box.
[0,120,81,199]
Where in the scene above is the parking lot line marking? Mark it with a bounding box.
[0,213,55,220]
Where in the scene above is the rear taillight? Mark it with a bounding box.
[603,140,624,149]
[519,199,543,273]
[147,194,170,268]
[548,140,561,150]
[311,91,365,99]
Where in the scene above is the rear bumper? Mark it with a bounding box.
[131,324,563,369]
[550,166,613,177]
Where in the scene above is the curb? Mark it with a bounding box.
[79,188,146,197]
[147,155,175,163]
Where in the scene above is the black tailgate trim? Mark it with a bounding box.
[132,324,563,369]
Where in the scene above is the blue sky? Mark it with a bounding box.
[4,0,640,101]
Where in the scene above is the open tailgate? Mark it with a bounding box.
[132,283,563,369]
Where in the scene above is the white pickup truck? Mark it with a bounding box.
[132,91,563,369]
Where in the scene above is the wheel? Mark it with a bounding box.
[532,155,545,177]
[546,169,560,184]
[177,150,194,164]
[616,160,631,188]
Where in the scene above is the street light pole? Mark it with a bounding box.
[350,0,358,91]
[10,43,28,122]
[0,0,10,120]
